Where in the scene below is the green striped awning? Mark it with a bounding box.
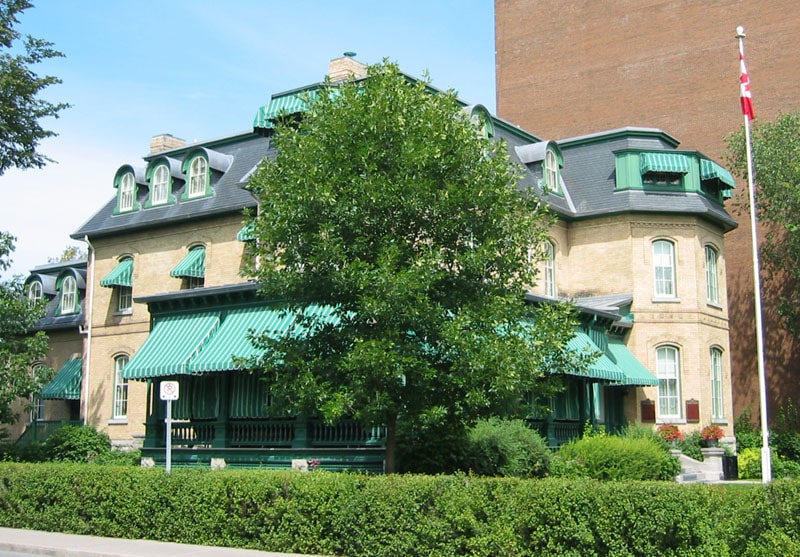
[189,304,339,373]
[40,358,82,400]
[253,90,319,129]
[99,258,133,288]
[122,311,220,379]
[700,159,736,188]
[237,222,255,242]
[640,152,691,175]
[606,338,659,386]
[170,247,205,278]
[564,330,626,382]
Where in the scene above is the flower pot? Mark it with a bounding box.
[701,439,719,448]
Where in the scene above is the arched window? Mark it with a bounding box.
[544,149,560,192]
[710,347,725,420]
[27,281,42,303]
[188,156,208,198]
[656,345,681,419]
[112,355,129,419]
[30,363,46,422]
[653,239,676,298]
[151,164,169,205]
[119,172,135,212]
[60,276,77,315]
[705,245,720,304]
[544,240,557,297]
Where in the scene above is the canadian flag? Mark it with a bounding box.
[739,51,755,120]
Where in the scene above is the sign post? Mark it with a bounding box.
[159,381,180,473]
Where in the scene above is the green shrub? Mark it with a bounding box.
[736,407,762,450]
[43,425,111,462]
[395,418,469,474]
[677,430,704,461]
[553,435,680,481]
[93,449,141,466]
[464,418,550,478]
[0,441,46,463]
[739,447,800,480]
[621,424,669,450]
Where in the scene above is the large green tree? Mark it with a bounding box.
[0,232,50,425]
[0,0,69,175]
[726,112,800,332]
[246,62,587,471]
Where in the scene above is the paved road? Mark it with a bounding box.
[0,528,324,557]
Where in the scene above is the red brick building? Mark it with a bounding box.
[495,0,800,424]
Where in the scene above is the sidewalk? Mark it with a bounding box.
[0,527,324,557]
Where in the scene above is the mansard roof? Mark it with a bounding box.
[24,259,87,331]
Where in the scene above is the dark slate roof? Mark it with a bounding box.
[23,260,87,332]
[71,132,273,240]
[549,127,737,231]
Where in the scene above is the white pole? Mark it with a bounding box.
[166,399,172,474]
[737,26,771,483]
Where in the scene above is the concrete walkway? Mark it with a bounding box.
[0,528,324,557]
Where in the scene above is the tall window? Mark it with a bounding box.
[544,240,557,297]
[653,240,676,298]
[711,347,725,420]
[27,281,42,303]
[113,355,129,419]
[118,285,132,312]
[29,364,45,422]
[544,149,559,192]
[60,276,77,315]
[656,345,681,419]
[119,172,135,212]
[151,165,169,205]
[188,156,208,198]
[705,245,720,304]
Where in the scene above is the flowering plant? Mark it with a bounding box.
[657,424,684,442]
[700,424,724,440]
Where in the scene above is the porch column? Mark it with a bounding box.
[211,374,230,448]
[144,380,160,448]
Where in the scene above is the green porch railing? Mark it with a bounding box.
[526,418,583,447]
[15,420,81,445]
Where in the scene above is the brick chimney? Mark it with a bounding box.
[328,52,367,82]
[149,133,186,154]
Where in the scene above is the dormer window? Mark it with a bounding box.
[151,165,170,205]
[119,172,135,212]
[59,276,77,315]
[27,280,42,302]
[544,149,560,192]
[640,152,689,188]
[188,156,208,198]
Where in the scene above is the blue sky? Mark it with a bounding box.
[0,0,496,279]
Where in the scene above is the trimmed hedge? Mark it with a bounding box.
[1,463,799,556]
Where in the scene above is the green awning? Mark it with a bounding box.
[189,304,339,373]
[237,222,255,242]
[170,248,205,278]
[122,311,220,379]
[606,338,659,386]
[640,152,691,174]
[99,259,133,288]
[564,330,626,382]
[253,90,319,129]
[40,358,82,400]
[700,159,736,188]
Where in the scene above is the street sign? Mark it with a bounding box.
[160,381,179,401]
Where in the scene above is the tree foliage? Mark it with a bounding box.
[0,232,49,424]
[726,112,800,332]
[48,244,87,263]
[0,0,70,175]
[246,62,588,471]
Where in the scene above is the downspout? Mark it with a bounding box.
[80,235,95,426]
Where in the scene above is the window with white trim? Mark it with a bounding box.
[27,281,42,303]
[119,172,135,212]
[188,156,208,198]
[711,347,725,421]
[29,364,45,423]
[151,165,169,205]
[544,149,559,192]
[653,239,676,298]
[544,240,556,297]
[60,276,77,315]
[656,345,681,419]
[112,355,129,419]
[705,245,720,305]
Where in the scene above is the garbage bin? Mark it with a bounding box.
[722,455,739,480]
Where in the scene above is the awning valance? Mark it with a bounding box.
[640,152,691,175]
[606,338,659,386]
[40,358,82,400]
[122,311,219,379]
[253,90,319,129]
[700,159,736,188]
[237,222,255,242]
[170,248,205,278]
[99,259,133,288]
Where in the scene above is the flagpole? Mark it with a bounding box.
[736,25,771,483]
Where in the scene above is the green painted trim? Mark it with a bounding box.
[180,154,214,201]
[112,168,140,215]
[143,161,177,209]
